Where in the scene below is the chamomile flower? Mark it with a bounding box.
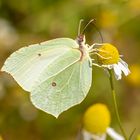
[82,103,124,140]
[91,43,130,80]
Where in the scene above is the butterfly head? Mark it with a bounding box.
[76,34,86,46]
[76,19,95,48]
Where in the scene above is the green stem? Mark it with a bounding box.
[108,70,128,140]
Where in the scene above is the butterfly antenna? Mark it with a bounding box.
[81,19,95,34]
[92,22,104,43]
[78,19,84,36]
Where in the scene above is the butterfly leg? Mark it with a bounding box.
[90,52,112,60]
[88,43,103,52]
[88,57,102,68]
[92,63,102,68]
[89,48,109,54]
[88,57,93,67]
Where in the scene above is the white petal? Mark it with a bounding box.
[118,60,130,76]
[82,130,106,140]
[102,64,113,69]
[119,58,128,67]
[92,134,106,140]
[107,127,125,140]
[82,130,93,140]
[113,64,122,80]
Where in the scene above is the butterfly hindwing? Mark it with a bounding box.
[30,57,92,117]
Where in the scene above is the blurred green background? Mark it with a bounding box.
[0,0,140,140]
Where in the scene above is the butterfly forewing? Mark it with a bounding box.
[1,38,79,92]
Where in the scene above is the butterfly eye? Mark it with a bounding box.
[79,35,83,40]
[78,35,84,42]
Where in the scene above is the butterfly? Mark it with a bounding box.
[1,19,97,118]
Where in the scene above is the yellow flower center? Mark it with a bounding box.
[98,43,119,65]
[83,103,111,134]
